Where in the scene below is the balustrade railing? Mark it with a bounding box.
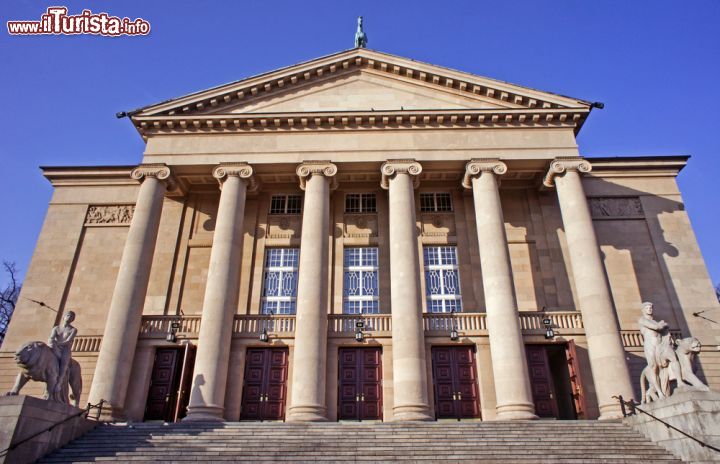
[139,315,201,337]
[233,314,296,335]
[621,330,683,348]
[71,335,103,352]
[136,311,588,339]
[328,314,392,334]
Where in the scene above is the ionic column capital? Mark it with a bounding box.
[462,159,507,189]
[380,159,422,190]
[296,161,338,190]
[131,163,182,195]
[543,157,592,188]
[212,162,258,192]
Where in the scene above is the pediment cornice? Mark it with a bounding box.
[133,107,589,138]
[130,49,591,138]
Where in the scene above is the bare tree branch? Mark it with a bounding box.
[0,261,21,347]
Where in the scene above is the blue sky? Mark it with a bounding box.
[1,0,719,290]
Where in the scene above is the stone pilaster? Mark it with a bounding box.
[544,157,634,419]
[185,163,255,421]
[88,164,175,420]
[381,159,432,421]
[463,159,537,420]
[286,161,337,421]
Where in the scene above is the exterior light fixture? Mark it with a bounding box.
[166,321,181,343]
[543,316,555,340]
[260,309,274,342]
[355,321,365,342]
[450,308,459,341]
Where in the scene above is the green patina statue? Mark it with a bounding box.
[354,16,368,48]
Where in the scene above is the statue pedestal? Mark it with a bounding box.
[0,395,97,464]
[624,390,720,463]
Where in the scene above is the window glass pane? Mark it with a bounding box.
[343,247,379,314]
[423,246,462,313]
[261,248,299,314]
[345,193,376,213]
[419,192,453,212]
[269,195,301,214]
[286,195,302,214]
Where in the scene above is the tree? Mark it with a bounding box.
[716,283,720,303]
[0,262,21,347]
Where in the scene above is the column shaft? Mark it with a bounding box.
[383,160,432,421]
[548,159,634,419]
[185,165,252,421]
[88,166,171,419]
[465,161,536,420]
[287,162,336,421]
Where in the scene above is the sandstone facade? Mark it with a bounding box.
[2,49,717,423]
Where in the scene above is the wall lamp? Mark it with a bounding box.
[355,321,365,342]
[166,321,181,343]
[450,308,459,341]
[260,309,274,342]
[543,316,555,340]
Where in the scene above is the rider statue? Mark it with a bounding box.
[638,302,681,399]
[48,311,78,392]
[354,16,368,48]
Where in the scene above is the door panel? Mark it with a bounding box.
[145,348,181,421]
[525,345,559,418]
[431,346,481,419]
[240,347,288,421]
[338,347,382,421]
[565,340,586,419]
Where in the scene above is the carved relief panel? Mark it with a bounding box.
[85,205,134,225]
[343,214,378,238]
[266,215,302,239]
[420,213,456,237]
[588,197,644,219]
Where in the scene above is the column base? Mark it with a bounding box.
[286,405,328,422]
[183,404,225,422]
[94,402,126,422]
[495,402,538,420]
[392,404,433,421]
[597,402,625,421]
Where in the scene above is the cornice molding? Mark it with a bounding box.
[132,107,588,139]
[462,159,508,189]
[296,161,338,190]
[542,157,592,188]
[380,159,422,190]
[212,162,258,192]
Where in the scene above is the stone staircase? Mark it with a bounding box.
[39,421,684,463]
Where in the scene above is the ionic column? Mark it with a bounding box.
[286,161,337,422]
[381,160,432,421]
[185,163,256,421]
[463,159,537,420]
[89,164,176,420]
[544,157,634,419]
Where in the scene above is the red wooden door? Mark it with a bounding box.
[565,340,586,419]
[525,345,559,418]
[431,346,481,419]
[173,344,196,422]
[338,347,382,421]
[240,347,289,421]
[145,348,182,421]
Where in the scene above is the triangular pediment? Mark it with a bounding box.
[219,70,509,114]
[134,49,590,119]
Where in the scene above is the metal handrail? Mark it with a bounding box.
[0,399,105,458]
[614,395,720,454]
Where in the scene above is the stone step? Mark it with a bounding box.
[39,421,683,463]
